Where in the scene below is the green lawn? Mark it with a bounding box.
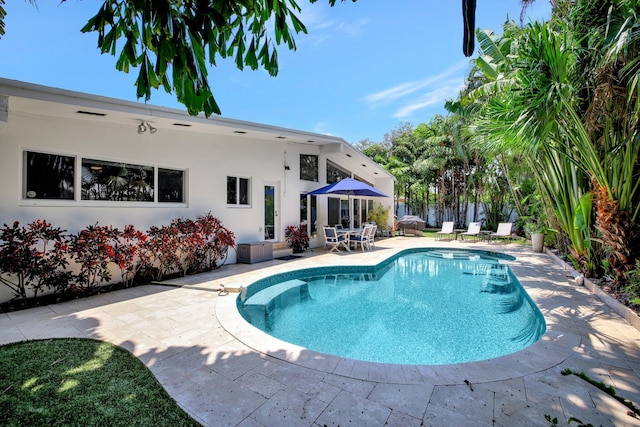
[0,338,199,426]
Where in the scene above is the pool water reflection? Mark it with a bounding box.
[238,248,546,365]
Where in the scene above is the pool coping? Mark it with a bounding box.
[215,244,580,386]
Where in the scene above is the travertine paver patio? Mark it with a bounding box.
[1,237,639,426]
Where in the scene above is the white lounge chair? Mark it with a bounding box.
[489,222,513,243]
[435,221,455,240]
[323,226,349,253]
[459,222,481,241]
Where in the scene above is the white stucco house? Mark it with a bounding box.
[0,78,394,265]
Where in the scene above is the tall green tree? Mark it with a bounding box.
[460,0,640,280]
[565,0,640,281]
[460,18,598,274]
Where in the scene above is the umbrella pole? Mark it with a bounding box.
[349,195,352,229]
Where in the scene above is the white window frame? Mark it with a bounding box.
[226,176,252,207]
[20,148,187,207]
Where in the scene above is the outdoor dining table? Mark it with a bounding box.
[336,228,364,251]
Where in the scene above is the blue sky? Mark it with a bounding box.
[0,1,551,144]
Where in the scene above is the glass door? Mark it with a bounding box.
[264,184,277,240]
[328,197,340,228]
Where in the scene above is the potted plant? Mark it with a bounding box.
[525,221,546,252]
[518,192,548,253]
[366,202,391,237]
[284,224,310,253]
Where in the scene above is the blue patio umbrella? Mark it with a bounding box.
[307,178,389,198]
[307,178,389,228]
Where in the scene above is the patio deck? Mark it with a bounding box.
[0,237,639,426]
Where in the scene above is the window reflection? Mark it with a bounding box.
[82,159,154,201]
[25,151,75,200]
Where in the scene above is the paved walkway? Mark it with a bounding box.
[1,238,639,426]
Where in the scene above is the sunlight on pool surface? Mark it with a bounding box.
[238,248,546,365]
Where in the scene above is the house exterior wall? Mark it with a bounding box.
[0,80,394,272]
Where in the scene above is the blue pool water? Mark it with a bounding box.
[238,248,546,365]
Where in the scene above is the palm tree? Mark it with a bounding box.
[459,19,598,274]
[462,0,639,281]
[566,0,640,282]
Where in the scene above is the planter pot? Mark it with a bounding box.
[531,233,545,252]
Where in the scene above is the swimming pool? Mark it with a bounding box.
[237,248,546,365]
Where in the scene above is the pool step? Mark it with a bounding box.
[481,265,515,294]
[242,279,309,330]
[424,250,489,261]
[244,279,307,306]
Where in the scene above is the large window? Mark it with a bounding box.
[24,151,75,200]
[227,176,250,206]
[326,160,350,184]
[158,168,185,203]
[299,154,318,182]
[82,159,154,201]
[23,150,185,203]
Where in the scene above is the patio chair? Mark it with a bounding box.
[459,222,481,241]
[435,221,455,240]
[489,222,513,243]
[350,225,374,251]
[368,224,377,248]
[323,226,349,253]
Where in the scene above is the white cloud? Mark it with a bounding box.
[312,121,334,136]
[297,3,368,46]
[392,82,464,119]
[364,60,470,109]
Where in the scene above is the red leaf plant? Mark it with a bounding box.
[111,225,148,288]
[195,212,236,271]
[139,224,182,281]
[284,224,309,253]
[141,213,236,280]
[69,223,119,291]
[0,220,72,300]
[170,217,203,277]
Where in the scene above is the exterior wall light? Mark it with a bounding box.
[137,121,157,134]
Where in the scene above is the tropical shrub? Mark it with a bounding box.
[0,220,72,299]
[367,202,391,231]
[624,261,640,307]
[285,224,309,253]
[170,217,203,276]
[140,224,183,281]
[69,223,119,291]
[111,225,148,288]
[194,212,235,271]
[140,213,235,280]
[0,214,235,307]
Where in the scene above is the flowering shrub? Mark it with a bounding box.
[196,212,236,271]
[141,224,182,281]
[112,225,148,288]
[0,213,236,307]
[138,213,236,281]
[285,224,309,253]
[169,217,201,276]
[69,223,119,291]
[0,220,72,299]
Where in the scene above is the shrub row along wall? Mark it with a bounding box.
[0,212,235,304]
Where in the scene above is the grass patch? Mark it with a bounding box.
[0,338,200,426]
